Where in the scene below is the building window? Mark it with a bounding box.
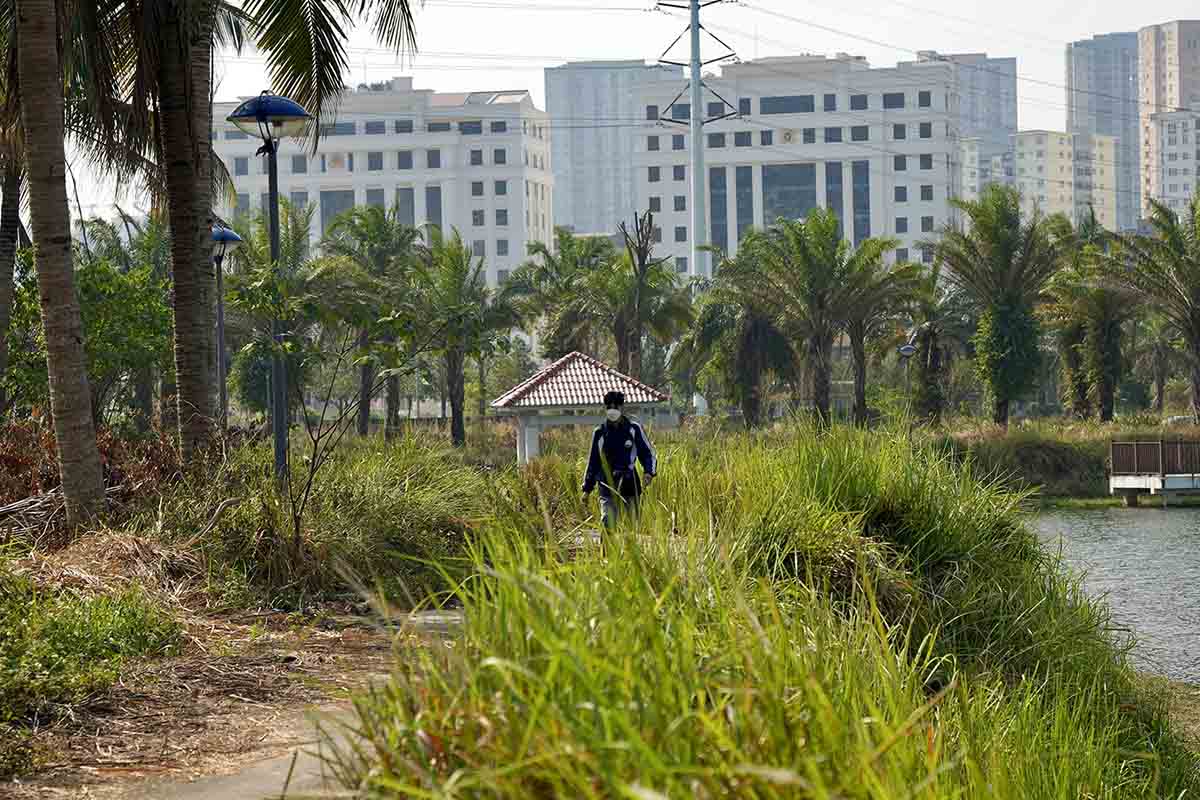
[472,240,486,257]
[497,240,509,257]
[494,148,507,165]
[491,121,508,133]
[321,122,355,136]
[671,103,690,120]
[921,247,933,264]
[736,165,753,241]
[674,226,687,242]
[919,122,932,139]
[763,163,817,222]
[851,126,869,142]
[225,129,248,140]
[395,119,414,134]
[921,215,934,232]
[366,188,386,208]
[427,121,451,132]
[896,217,908,234]
[397,150,413,169]
[850,94,868,110]
[234,193,249,218]
[291,154,307,174]
[893,124,906,140]
[365,120,386,135]
[825,161,843,234]
[711,167,727,252]
[649,196,662,212]
[895,185,907,202]
[495,180,507,195]
[707,101,725,117]
[320,189,355,233]
[761,130,773,146]
[425,186,442,229]
[496,209,508,226]
[648,135,660,151]
[673,134,685,150]
[824,93,837,111]
[653,226,662,243]
[852,161,870,245]
[738,98,751,116]
[734,131,752,147]
[368,151,384,171]
[708,133,726,148]
[348,153,355,172]
[825,127,842,143]
[674,195,686,212]
[472,209,485,226]
[921,184,934,201]
[459,120,483,135]
[472,181,484,197]
[918,90,931,108]
[470,149,483,166]
[895,155,907,171]
[675,257,688,274]
[896,247,909,261]
[649,166,661,183]
[802,128,816,144]
[428,149,441,169]
[673,165,686,181]
[919,154,933,170]
[882,92,905,109]
[646,104,659,120]
[760,95,816,114]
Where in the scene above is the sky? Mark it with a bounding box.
[73,0,1200,218]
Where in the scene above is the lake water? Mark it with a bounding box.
[1035,508,1200,683]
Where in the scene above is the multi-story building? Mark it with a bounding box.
[1139,21,1200,219]
[902,51,1017,160]
[545,60,682,236]
[1149,110,1200,212]
[1066,32,1140,231]
[959,137,1013,202]
[1011,130,1118,228]
[632,55,962,275]
[212,77,553,286]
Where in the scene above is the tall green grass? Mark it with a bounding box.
[321,424,1199,797]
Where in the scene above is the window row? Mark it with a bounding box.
[893,215,937,234]
[645,90,933,120]
[647,165,688,183]
[646,195,689,213]
[471,208,511,227]
[231,147,520,177]
[893,185,937,202]
[219,119,516,141]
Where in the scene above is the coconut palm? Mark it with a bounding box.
[1104,197,1200,422]
[928,184,1064,426]
[322,205,421,437]
[732,207,900,424]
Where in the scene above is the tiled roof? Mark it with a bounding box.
[491,351,669,410]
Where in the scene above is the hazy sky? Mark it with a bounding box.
[73,0,1200,217]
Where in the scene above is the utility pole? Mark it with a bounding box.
[688,0,707,278]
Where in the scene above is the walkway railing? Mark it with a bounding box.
[1110,440,1200,476]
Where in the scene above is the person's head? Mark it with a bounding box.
[603,391,625,422]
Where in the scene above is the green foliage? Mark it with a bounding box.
[973,301,1041,415]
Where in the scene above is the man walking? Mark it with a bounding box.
[582,391,657,528]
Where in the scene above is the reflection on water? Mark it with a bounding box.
[1035,508,1200,683]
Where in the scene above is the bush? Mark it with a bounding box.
[321,424,1199,797]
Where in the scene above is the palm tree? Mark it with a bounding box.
[417,228,522,447]
[929,184,1064,426]
[322,205,421,437]
[906,264,975,426]
[1104,197,1200,422]
[733,208,900,424]
[1131,314,1180,414]
[13,0,104,522]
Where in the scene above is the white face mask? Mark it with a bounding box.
[605,408,621,422]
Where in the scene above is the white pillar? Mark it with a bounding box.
[524,422,541,462]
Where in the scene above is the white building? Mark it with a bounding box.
[901,51,1016,160]
[959,137,1013,202]
[1138,20,1200,219]
[1149,110,1200,212]
[632,55,962,274]
[1066,32,1140,231]
[545,60,681,236]
[212,77,553,285]
[1011,130,1118,228]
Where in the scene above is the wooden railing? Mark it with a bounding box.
[1110,440,1200,476]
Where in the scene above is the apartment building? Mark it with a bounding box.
[959,137,1013,202]
[545,60,682,235]
[632,55,962,276]
[1066,32,1140,231]
[212,77,553,285]
[1012,130,1118,228]
[1138,20,1200,219]
[1149,110,1200,211]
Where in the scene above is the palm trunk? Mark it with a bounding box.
[476,358,487,422]
[446,350,466,446]
[16,0,105,522]
[0,166,20,413]
[385,374,400,440]
[914,329,944,425]
[159,15,215,459]
[356,328,372,436]
[615,323,631,375]
[132,367,154,434]
[810,333,831,425]
[1155,358,1166,414]
[160,370,178,431]
[993,397,1010,427]
[848,324,868,427]
[1191,358,1200,425]
[1098,378,1115,423]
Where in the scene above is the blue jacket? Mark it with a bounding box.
[582,416,657,498]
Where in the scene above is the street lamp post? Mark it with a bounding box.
[212,225,243,432]
[227,92,312,483]
[897,341,917,443]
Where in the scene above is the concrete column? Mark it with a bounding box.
[524,422,541,462]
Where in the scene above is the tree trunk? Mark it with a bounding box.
[476,358,487,422]
[848,324,868,427]
[446,350,466,447]
[810,333,831,425]
[385,373,400,440]
[16,0,105,523]
[356,327,372,436]
[439,379,447,426]
[132,367,154,433]
[1098,377,1116,423]
[914,329,944,426]
[159,15,215,459]
[160,371,178,431]
[1191,358,1200,425]
[0,166,20,413]
[993,396,1010,427]
[615,323,631,375]
[1155,362,1166,414]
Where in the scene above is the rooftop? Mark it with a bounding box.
[491,351,668,410]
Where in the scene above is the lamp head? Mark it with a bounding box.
[212,225,243,257]
[897,343,917,360]
[227,91,312,140]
